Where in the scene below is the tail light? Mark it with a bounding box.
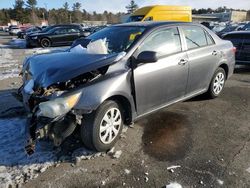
[232,47,237,54]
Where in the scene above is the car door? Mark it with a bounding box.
[181,26,221,95]
[52,28,69,45]
[67,28,81,44]
[133,27,189,115]
[241,34,250,62]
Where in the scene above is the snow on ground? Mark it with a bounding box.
[0,47,20,81]
[0,118,56,187]
[0,117,102,187]
[8,38,26,49]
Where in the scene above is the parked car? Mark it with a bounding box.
[9,26,21,35]
[222,31,250,65]
[20,22,235,154]
[216,25,238,37]
[17,26,42,39]
[26,24,86,48]
[84,25,107,34]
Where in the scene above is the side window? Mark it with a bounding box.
[54,28,67,34]
[182,26,208,50]
[68,28,80,33]
[139,27,182,57]
[205,32,215,45]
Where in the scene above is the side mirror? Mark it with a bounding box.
[136,51,158,64]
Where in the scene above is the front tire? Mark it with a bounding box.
[207,67,226,98]
[40,38,51,48]
[81,100,124,151]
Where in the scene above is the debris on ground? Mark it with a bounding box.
[107,147,115,155]
[112,150,122,159]
[129,123,134,128]
[167,165,181,173]
[199,180,204,185]
[217,179,224,185]
[124,169,131,175]
[246,167,250,173]
[165,182,182,188]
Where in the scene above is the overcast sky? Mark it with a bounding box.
[0,0,249,13]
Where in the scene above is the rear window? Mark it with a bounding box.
[182,26,210,50]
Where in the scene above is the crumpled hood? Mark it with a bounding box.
[23,51,122,88]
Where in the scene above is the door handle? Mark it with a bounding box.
[178,59,188,66]
[212,50,218,56]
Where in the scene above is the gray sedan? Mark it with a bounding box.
[20,22,235,153]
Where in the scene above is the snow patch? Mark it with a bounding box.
[217,179,224,185]
[9,38,26,48]
[0,118,56,187]
[165,182,182,188]
[0,48,20,80]
[246,167,250,173]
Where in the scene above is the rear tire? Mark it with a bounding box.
[40,38,51,48]
[207,67,226,98]
[81,100,123,151]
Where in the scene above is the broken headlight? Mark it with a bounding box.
[37,91,82,119]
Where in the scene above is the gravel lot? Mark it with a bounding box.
[0,31,249,188]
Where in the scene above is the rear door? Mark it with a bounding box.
[133,27,189,115]
[181,26,221,95]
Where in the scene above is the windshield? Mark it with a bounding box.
[127,15,145,22]
[86,26,145,54]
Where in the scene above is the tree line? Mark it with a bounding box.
[0,0,126,25]
[0,0,248,25]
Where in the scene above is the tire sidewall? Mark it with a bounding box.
[210,68,226,98]
[92,101,124,151]
[40,38,51,48]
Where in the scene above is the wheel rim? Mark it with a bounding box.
[99,108,122,144]
[42,39,50,47]
[213,72,225,95]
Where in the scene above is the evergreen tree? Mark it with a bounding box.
[126,0,138,14]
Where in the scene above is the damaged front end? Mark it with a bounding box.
[20,48,126,155]
[25,90,83,155]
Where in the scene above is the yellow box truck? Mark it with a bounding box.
[127,5,192,22]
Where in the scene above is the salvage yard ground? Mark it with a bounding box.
[0,31,249,188]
